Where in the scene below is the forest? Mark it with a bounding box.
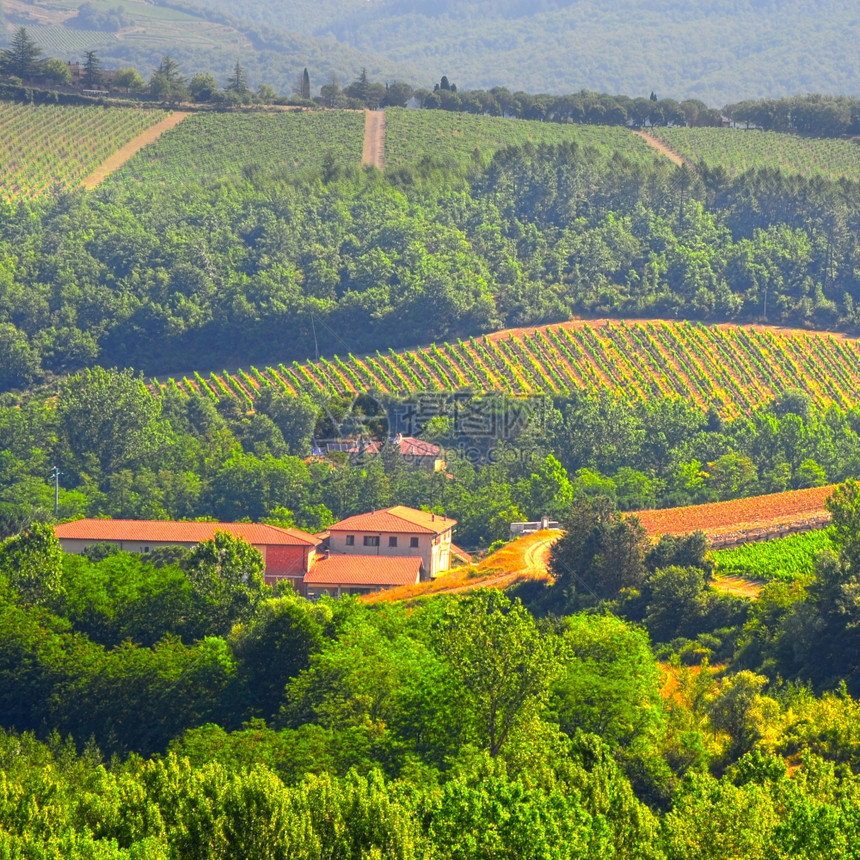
[4,480,860,856]
[2,131,860,390]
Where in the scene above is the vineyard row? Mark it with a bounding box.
[156,320,860,418]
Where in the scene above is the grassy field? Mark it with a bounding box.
[109,110,366,187]
[652,127,860,181]
[159,320,860,419]
[712,529,832,582]
[0,103,167,200]
[383,108,664,170]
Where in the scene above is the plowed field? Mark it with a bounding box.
[634,485,834,546]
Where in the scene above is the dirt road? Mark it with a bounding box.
[361,110,386,169]
[362,530,559,603]
[633,130,686,167]
[81,111,190,190]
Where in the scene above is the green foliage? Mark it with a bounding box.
[0,522,64,607]
[549,495,647,606]
[553,615,664,751]
[438,590,559,757]
[181,532,268,635]
[712,529,830,582]
[57,367,169,481]
[0,28,42,80]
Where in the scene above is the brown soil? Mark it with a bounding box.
[485,317,854,344]
[633,130,687,167]
[81,111,190,190]
[633,486,834,540]
[361,110,386,169]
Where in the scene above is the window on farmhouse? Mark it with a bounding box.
[389,536,398,547]
[410,537,419,548]
[364,536,380,547]
[346,535,355,546]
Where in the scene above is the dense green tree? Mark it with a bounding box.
[0,27,42,80]
[225,61,249,96]
[549,495,647,605]
[438,590,559,757]
[230,595,326,721]
[182,532,268,635]
[82,50,102,87]
[114,66,145,93]
[553,615,664,751]
[41,57,72,85]
[150,55,187,102]
[0,522,64,607]
[56,367,170,481]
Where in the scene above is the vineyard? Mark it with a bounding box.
[651,127,860,182]
[157,320,860,419]
[0,103,167,200]
[634,484,833,544]
[110,110,366,187]
[712,529,831,583]
[22,26,117,55]
[384,108,663,170]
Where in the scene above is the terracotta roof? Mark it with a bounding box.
[54,519,320,547]
[348,437,441,457]
[329,505,456,535]
[304,555,423,587]
[451,544,473,564]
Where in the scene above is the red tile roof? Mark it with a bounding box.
[348,437,441,457]
[304,555,423,587]
[451,544,473,564]
[329,505,456,535]
[54,519,319,547]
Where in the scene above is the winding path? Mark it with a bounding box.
[361,110,386,169]
[81,111,190,189]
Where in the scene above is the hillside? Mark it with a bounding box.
[2,0,417,97]
[109,110,366,186]
[651,127,860,182]
[383,108,660,170]
[0,102,167,199]
[6,0,860,103]
[162,320,860,419]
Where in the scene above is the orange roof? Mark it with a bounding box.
[348,437,441,457]
[329,505,456,535]
[304,555,423,587]
[54,519,319,547]
[451,544,473,564]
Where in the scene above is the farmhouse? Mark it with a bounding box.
[324,505,458,578]
[54,504,469,597]
[317,436,445,471]
[53,519,320,590]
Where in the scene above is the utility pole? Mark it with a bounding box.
[50,466,60,518]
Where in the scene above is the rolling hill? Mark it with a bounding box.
[5,0,860,104]
[159,319,860,420]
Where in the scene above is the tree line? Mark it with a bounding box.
[0,26,312,107]
[0,364,855,547]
